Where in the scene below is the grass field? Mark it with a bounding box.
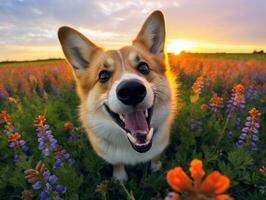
[0,53,266,200]
[180,53,266,61]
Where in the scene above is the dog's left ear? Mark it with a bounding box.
[134,10,166,56]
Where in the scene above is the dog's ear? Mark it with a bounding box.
[58,26,100,74]
[134,10,166,56]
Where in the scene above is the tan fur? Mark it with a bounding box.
[58,10,177,181]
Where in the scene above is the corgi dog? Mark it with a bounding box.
[58,10,177,181]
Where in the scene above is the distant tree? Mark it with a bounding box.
[253,50,264,54]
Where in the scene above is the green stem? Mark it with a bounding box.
[217,109,232,147]
[119,182,136,200]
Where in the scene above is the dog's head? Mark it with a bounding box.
[58,11,174,153]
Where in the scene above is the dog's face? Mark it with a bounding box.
[58,11,172,153]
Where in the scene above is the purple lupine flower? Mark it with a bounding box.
[226,84,245,120]
[19,140,26,146]
[252,135,258,141]
[68,158,75,165]
[41,148,49,157]
[38,137,44,143]
[64,153,70,159]
[5,124,30,161]
[13,155,19,161]
[53,144,75,168]
[32,181,42,190]
[35,117,75,169]
[236,108,261,150]
[40,191,49,200]
[25,156,29,161]
[236,117,242,129]
[43,170,51,180]
[8,142,16,148]
[236,139,244,146]
[48,175,57,184]
[250,142,257,150]
[11,127,17,133]
[46,183,52,191]
[44,124,50,130]
[36,122,58,157]
[241,127,249,133]
[22,145,29,152]
[55,185,66,194]
[54,159,64,168]
[38,142,46,150]
[239,133,247,140]
[246,84,261,101]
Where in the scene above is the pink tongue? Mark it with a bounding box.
[124,110,149,136]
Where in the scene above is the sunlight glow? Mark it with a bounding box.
[166,40,196,54]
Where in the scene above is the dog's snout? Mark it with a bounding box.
[116,79,147,106]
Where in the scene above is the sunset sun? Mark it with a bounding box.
[166,40,195,54]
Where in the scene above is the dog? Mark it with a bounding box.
[58,10,177,181]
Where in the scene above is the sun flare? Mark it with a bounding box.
[166,40,195,55]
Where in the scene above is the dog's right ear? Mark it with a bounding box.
[58,26,100,75]
[134,11,166,56]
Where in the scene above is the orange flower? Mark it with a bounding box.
[167,159,233,200]
[234,95,244,105]
[167,167,193,192]
[199,171,230,194]
[0,110,11,123]
[248,108,261,121]
[233,84,245,94]
[34,115,46,127]
[201,104,208,112]
[189,159,205,183]
[192,76,204,94]
[215,194,233,200]
[64,121,73,130]
[210,96,224,108]
[8,132,21,142]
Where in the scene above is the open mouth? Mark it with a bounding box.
[104,104,154,153]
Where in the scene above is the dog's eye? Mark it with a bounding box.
[99,70,111,83]
[137,62,150,75]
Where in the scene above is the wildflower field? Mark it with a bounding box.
[0,53,266,200]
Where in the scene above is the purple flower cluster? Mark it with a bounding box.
[36,123,75,168]
[236,113,260,151]
[32,169,66,200]
[246,84,260,101]
[8,128,30,162]
[227,95,245,113]
[54,145,75,169]
[235,117,242,129]
[226,88,245,120]
[36,125,57,157]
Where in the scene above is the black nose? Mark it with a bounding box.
[116,79,147,106]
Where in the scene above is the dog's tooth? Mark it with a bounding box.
[145,109,148,118]
[127,133,137,143]
[147,128,154,141]
[119,114,125,122]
